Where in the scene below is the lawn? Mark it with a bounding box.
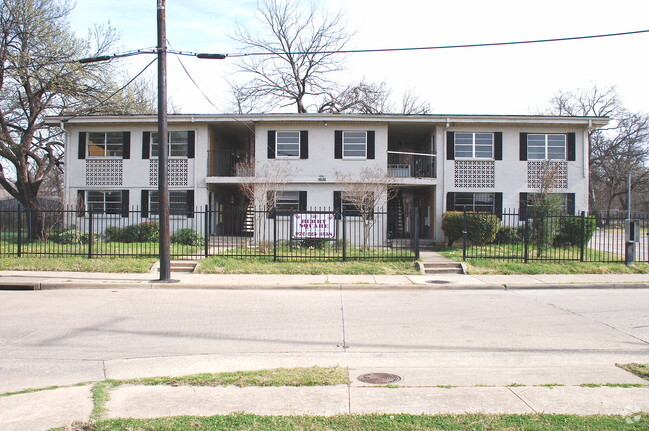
[55,413,649,430]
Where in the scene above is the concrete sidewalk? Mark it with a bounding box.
[1,269,649,290]
[2,358,648,431]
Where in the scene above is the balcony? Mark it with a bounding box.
[208,150,254,177]
[387,151,436,178]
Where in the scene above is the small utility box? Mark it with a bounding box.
[625,219,640,243]
[625,219,640,266]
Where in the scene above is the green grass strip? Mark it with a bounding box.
[55,413,649,431]
[0,381,93,397]
[617,363,649,381]
[90,381,117,422]
[115,366,350,388]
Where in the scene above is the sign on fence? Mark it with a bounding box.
[292,213,336,239]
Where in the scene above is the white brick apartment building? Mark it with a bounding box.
[47,113,608,243]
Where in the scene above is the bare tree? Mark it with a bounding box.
[335,167,395,250]
[318,81,390,114]
[0,0,153,239]
[545,85,649,212]
[236,160,294,250]
[399,88,430,115]
[231,0,351,113]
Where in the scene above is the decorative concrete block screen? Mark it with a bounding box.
[527,161,568,189]
[85,160,123,186]
[149,159,188,186]
[454,161,495,188]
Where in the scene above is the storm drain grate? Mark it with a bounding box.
[357,372,402,384]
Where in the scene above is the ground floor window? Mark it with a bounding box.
[148,190,192,216]
[86,190,123,214]
[452,192,495,212]
[523,192,574,215]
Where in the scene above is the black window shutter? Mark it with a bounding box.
[77,190,86,216]
[519,192,528,221]
[567,193,576,215]
[299,191,307,211]
[142,132,150,159]
[567,132,576,161]
[494,192,503,219]
[187,190,195,218]
[266,191,275,219]
[122,132,131,159]
[267,130,276,159]
[446,192,455,212]
[519,133,528,161]
[333,191,342,219]
[121,190,129,217]
[187,131,195,159]
[494,132,503,160]
[446,132,455,160]
[141,190,149,218]
[78,132,86,159]
[300,131,308,159]
[334,131,342,159]
[367,131,375,159]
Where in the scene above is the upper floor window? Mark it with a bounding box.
[454,133,493,159]
[275,131,301,158]
[151,131,190,158]
[527,134,566,160]
[343,131,367,159]
[87,190,123,214]
[87,132,124,158]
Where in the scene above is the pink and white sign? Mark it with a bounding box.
[292,213,336,239]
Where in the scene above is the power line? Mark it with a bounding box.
[225,29,649,57]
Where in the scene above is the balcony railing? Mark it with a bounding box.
[387,151,436,178]
[208,150,254,177]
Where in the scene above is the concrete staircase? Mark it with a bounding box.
[152,260,198,274]
[418,250,465,275]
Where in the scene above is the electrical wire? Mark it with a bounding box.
[224,29,649,57]
[60,57,157,121]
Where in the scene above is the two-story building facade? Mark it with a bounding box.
[48,113,608,243]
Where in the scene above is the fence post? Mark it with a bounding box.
[580,211,586,262]
[342,210,347,262]
[204,205,209,258]
[87,210,93,259]
[413,208,420,260]
[273,213,277,262]
[523,209,529,263]
[17,207,22,257]
[462,209,467,261]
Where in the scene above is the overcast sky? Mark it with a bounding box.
[68,0,649,116]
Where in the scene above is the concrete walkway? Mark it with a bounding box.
[1,359,648,430]
[1,269,649,290]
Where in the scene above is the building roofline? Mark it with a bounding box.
[45,112,610,127]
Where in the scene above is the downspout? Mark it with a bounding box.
[60,121,71,207]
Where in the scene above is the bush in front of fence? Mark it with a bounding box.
[493,226,524,244]
[52,227,101,245]
[105,222,160,243]
[554,215,597,247]
[442,211,500,246]
[170,228,204,246]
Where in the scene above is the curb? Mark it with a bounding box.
[1,280,647,291]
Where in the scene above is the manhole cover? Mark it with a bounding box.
[357,373,402,384]
[426,280,451,284]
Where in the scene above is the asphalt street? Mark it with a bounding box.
[1,288,648,393]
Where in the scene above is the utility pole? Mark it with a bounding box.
[157,0,171,281]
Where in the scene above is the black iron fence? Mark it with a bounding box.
[0,206,419,261]
[458,209,649,263]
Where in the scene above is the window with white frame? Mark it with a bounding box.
[454,132,493,158]
[343,131,367,158]
[87,190,122,214]
[87,132,124,158]
[275,131,300,158]
[149,190,190,216]
[274,191,300,214]
[151,131,189,158]
[527,193,570,213]
[453,192,495,212]
[527,134,566,160]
